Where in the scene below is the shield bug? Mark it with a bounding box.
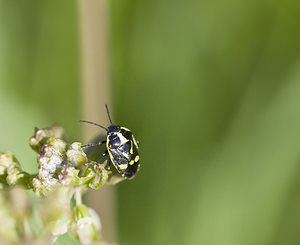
[80,105,140,179]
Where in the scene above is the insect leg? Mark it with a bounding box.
[102,150,108,156]
[81,140,106,148]
[107,160,111,170]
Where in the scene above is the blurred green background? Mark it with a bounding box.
[1,0,300,245]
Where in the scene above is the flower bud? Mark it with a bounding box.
[71,204,101,245]
[67,143,88,167]
[59,163,81,186]
[0,152,18,175]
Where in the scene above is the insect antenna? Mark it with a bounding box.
[79,120,108,131]
[105,104,113,125]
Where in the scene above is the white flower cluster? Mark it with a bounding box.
[0,126,118,245]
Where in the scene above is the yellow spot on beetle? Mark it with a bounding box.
[135,155,139,162]
[119,164,128,170]
[129,160,135,165]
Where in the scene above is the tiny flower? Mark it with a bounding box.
[29,128,52,153]
[71,204,101,245]
[38,145,63,181]
[32,177,58,196]
[0,153,31,187]
[59,163,81,186]
[0,152,18,175]
[79,162,110,190]
[89,164,109,190]
[31,144,66,195]
[29,126,66,153]
[66,143,88,166]
[6,164,24,185]
[46,138,67,154]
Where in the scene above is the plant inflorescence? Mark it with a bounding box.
[0,126,120,245]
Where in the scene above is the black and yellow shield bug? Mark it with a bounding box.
[80,105,140,179]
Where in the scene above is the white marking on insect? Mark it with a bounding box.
[116,133,129,145]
